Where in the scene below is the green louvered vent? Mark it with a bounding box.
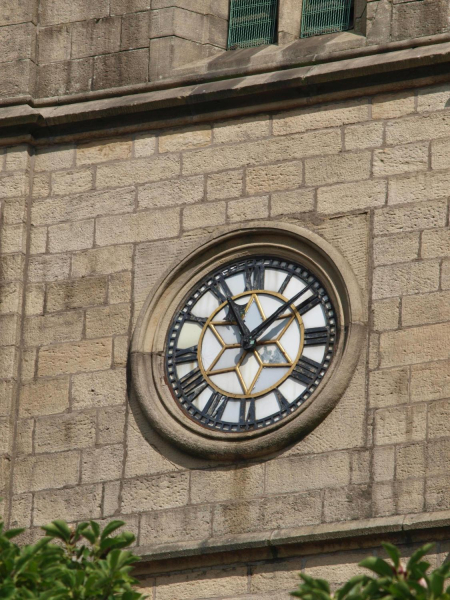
[227,0,278,50]
[301,0,353,38]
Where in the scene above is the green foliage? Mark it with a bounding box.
[291,543,450,600]
[0,515,147,599]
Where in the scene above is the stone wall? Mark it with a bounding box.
[1,0,450,101]
[3,76,450,597]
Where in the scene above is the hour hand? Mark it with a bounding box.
[227,297,250,339]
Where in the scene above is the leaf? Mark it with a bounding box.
[407,544,434,570]
[90,520,100,540]
[382,543,401,569]
[430,573,444,597]
[359,557,394,578]
[101,521,125,541]
[41,520,71,543]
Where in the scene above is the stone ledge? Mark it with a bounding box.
[2,37,450,144]
[135,510,450,565]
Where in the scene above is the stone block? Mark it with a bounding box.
[33,484,103,525]
[72,368,126,409]
[97,405,126,445]
[317,179,386,214]
[372,482,395,517]
[183,202,225,230]
[396,444,425,480]
[422,228,450,259]
[386,112,450,147]
[228,196,269,223]
[323,485,371,523]
[0,381,13,418]
[411,356,450,402]
[138,176,204,209]
[266,452,350,494]
[271,188,315,216]
[134,133,156,158]
[345,121,384,150]
[0,346,17,379]
[159,125,211,153]
[351,450,371,485]
[38,25,71,63]
[46,276,107,312]
[0,282,22,315]
[207,170,243,201]
[428,399,450,439]
[403,290,450,327]
[40,0,109,25]
[418,83,450,113]
[35,145,75,172]
[96,208,180,245]
[15,419,32,456]
[93,49,148,90]
[48,219,94,253]
[0,254,24,284]
[20,377,69,418]
[121,11,150,50]
[214,115,270,144]
[72,245,133,277]
[5,145,29,171]
[0,23,35,63]
[111,0,150,14]
[140,505,212,546]
[392,0,448,41]
[374,404,426,445]
[372,298,400,331]
[32,187,135,226]
[96,155,180,189]
[9,494,32,528]
[374,200,447,235]
[389,170,450,205]
[395,478,424,514]
[0,59,35,99]
[373,232,419,266]
[2,198,27,224]
[373,261,439,299]
[305,151,371,186]
[372,91,415,120]
[29,226,47,255]
[0,0,36,26]
[35,411,96,453]
[38,339,112,377]
[82,445,123,483]
[31,173,49,198]
[103,480,121,517]
[109,272,131,304]
[182,129,342,175]
[37,58,93,97]
[369,367,409,408]
[380,322,450,367]
[72,17,121,59]
[14,451,80,493]
[0,314,20,346]
[113,336,129,367]
[0,173,28,199]
[85,303,130,338]
[300,551,368,588]
[246,161,303,195]
[273,100,369,136]
[21,349,37,382]
[249,560,303,595]
[443,260,450,290]
[121,472,189,512]
[155,567,247,600]
[24,311,83,347]
[52,168,93,196]
[373,446,395,482]
[191,464,264,504]
[77,138,132,165]
[431,138,450,170]
[1,224,26,255]
[427,476,450,511]
[373,143,428,177]
[0,419,11,454]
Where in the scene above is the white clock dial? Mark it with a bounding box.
[166,257,336,432]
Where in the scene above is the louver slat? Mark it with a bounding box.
[301,0,353,38]
[228,0,278,50]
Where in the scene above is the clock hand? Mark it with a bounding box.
[247,282,315,342]
[227,296,251,339]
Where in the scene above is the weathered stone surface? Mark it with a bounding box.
[373,233,419,266]
[207,170,243,201]
[317,179,386,214]
[35,411,96,453]
[373,447,395,482]
[154,567,247,600]
[246,161,303,195]
[96,155,180,188]
[403,291,450,327]
[160,125,211,153]
[109,272,131,304]
[72,245,133,278]
[380,322,450,367]
[369,367,409,408]
[52,169,93,196]
[138,176,204,209]
[191,465,264,504]
[85,303,130,338]
[97,405,126,445]
[323,485,371,523]
[372,91,415,120]
[38,339,112,376]
[374,404,426,445]
[96,208,180,245]
[46,277,107,312]
[374,200,447,234]
[271,189,315,216]
[183,202,226,230]
[140,505,212,546]
[33,484,103,525]
[48,220,94,253]
[20,377,69,418]
[214,115,270,144]
[82,445,124,483]
[28,254,70,283]
[373,261,440,299]
[389,170,450,205]
[428,399,450,439]
[72,17,121,59]
[35,145,75,172]
[72,369,126,409]
[77,138,132,165]
[24,311,83,346]
[373,143,428,177]
[121,472,189,513]
[228,196,269,223]
[305,151,371,186]
[397,444,425,480]
[14,451,80,493]
[345,121,384,150]
[410,360,450,402]
[372,298,400,331]
[94,49,149,89]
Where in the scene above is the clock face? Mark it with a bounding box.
[165,257,336,432]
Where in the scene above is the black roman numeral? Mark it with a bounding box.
[304,327,330,346]
[278,273,292,295]
[179,367,207,400]
[291,357,321,386]
[244,262,265,291]
[186,314,207,325]
[210,280,227,303]
[297,294,321,316]
[245,399,255,425]
[174,346,198,364]
[203,392,228,420]
[274,389,290,411]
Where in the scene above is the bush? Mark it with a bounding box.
[0,516,147,599]
[291,542,450,600]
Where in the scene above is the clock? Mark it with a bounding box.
[165,257,336,432]
[131,223,364,460]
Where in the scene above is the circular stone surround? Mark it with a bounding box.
[131,223,366,460]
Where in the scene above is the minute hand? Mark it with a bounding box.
[248,283,315,341]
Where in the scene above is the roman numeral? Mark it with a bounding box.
[274,389,290,411]
[174,346,198,364]
[203,392,228,420]
[278,273,292,295]
[179,367,207,400]
[244,262,265,291]
[210,280,227,303]
[186,315,207,325]
[304,327,330,346]
[291,357,321,386]
[297,295,321,316]
[245,399,255,425]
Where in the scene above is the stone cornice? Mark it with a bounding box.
[2,35,450,144]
